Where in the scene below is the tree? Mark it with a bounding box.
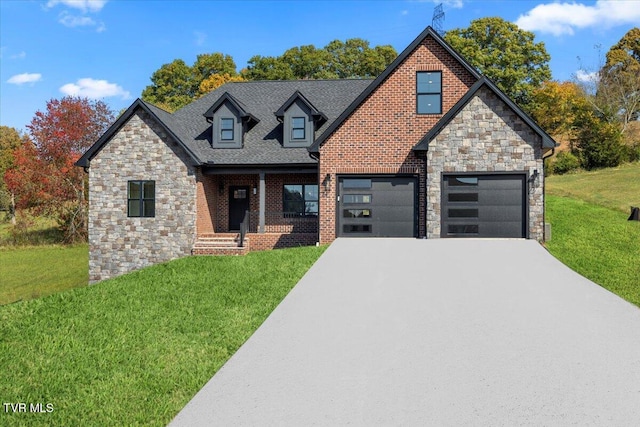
[324,39,397,78]
[142,53,239,111]
[573,109,625,170]
[5,97,114,242]
[0,126,24,223]
[141,59,194,112]
[530,81,591,139]
[243,38,397,80]
[444,17,551,111]
[198,73,246,97]
[597,27,640,132]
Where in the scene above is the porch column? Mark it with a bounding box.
[259,171,265,233]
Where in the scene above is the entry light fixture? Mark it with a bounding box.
[218,182,224,195]
[529,169,539,183]
[322,173,331,190]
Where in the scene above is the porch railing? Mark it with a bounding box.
[248,211,318,234]
[239,210,250,247]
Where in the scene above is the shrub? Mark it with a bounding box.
[551,151,581,174]
[573,112,625,170]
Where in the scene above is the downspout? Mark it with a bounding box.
[541,147,556,242]
[309,151,320,245]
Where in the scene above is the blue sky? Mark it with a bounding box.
[1,0,639,132]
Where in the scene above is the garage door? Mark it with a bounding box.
[442,174,526,238]
[338,176,416,237]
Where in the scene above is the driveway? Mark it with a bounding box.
[170,239,640,426]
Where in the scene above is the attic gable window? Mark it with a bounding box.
[220,118,234,141]
[291,117,306,140]
[417,71,442,114]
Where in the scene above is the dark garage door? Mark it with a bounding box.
[338,176,416,237]
[442,174,525,238]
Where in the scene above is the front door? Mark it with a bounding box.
[228,186,250,231]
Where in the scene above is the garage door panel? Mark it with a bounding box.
[339,176,416,238]
[478,205,523,222]
[443,174,525,238]
[480,189,523,206]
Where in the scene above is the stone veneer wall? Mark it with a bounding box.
[88,110,196,283]
[426,86,545,240]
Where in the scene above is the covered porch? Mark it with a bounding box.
[194,166,319,254]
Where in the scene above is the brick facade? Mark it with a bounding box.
[88,111,196,283]
[319,36,476,243]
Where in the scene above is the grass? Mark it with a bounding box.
[0,245,89,305]
[546,162,640,213]
[545,195,640,307]
[0,245,325,427]
[0,215,63,246]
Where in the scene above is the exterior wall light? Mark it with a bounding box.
[322,173,331,190]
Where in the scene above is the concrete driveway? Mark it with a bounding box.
[170,239,640,426]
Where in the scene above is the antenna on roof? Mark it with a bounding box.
[432,3,445,35]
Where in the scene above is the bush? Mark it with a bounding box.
[551,151,581,175]
[622,141,640,163]
[574,113,625,170]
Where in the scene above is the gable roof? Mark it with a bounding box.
[412,77,557,151]
[274,90,328,125]
[75,99,201,168]
[308,26,482,153]
[203,91,259,127]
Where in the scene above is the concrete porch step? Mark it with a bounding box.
[192,234,249,255]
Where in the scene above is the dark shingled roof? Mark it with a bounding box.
[171,79,371,166]
[76,79,371,168]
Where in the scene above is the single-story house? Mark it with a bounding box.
[76,26,556,283]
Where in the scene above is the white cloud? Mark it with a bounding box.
[441,0,463,8]
[414,0,464,8]
[515,0,640,36]
[194,31,207,46]
[59,13,95,27]
[7,73,42,85]
[11,51,27,59]
[46,0,107,13]
[575,69,599,83]
[60,78,130,99]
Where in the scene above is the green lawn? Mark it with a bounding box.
[0,245,89,305]
[545,195,640,307]
[546,162,640,213]
[0,246,325,427]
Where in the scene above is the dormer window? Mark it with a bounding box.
[291,117,306,140]
[203,92,259,149]
[220,118,235,141]
[275,90,327,148]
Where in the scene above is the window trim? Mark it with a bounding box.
[291,116,306,140]
[416,71,442,114]
[127,180,155,218]
[220,117,235,141]
[283,183,319,217]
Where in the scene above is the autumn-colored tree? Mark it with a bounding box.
[198,73,246,96]
[5,97,114,242]
[0,126,25,223]
[142,53,239,111]
[445,17,551,111]
[530,81,591,139]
